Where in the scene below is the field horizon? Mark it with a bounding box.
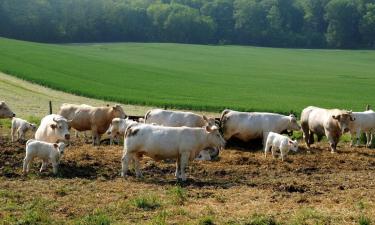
[1,37,375,115]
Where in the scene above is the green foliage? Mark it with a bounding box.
[15,199,54,225]
[1,38,375,114]
[167,186,187,205]
[76,211,111,225]
[198,216,215,225]
[289,208,331,225]
[359,215,371,225]
[245,214,280,225]
[1,0,375,48]
[132,194,161,211]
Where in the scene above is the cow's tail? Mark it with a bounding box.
[219,109,231,134]
[144,110,152,123]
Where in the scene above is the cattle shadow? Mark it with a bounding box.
[225,137,264,151]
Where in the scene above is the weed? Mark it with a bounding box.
[167,185,187,205]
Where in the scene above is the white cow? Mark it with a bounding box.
[220,109,301,143]
[121,124,225,181]
[301,106,355,153]
[35,114,71,143]
[23,139,66,175]
[264,132,298,161]
[11,117,37,142]
[144,109,219,160]
[349,110,375,147]
[0,101,15,118]
[107,118,137,145]
[145,109,216,127]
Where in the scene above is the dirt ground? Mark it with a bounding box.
[1,129,374,225]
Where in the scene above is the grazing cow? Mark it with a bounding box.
[107,118,137,145]
[11,117,37,142]
[144,109,216,128]
[23,139,66,175]
[144,109,219,160]
[264,132,298,161]
[0,101,15,118]
[57,104,92,138]
[220,109,301,144]
[348,110,375,147]
[301,106,355,153]
[35,114,71,143]
[59,103,126,145]
[121,124,225,181]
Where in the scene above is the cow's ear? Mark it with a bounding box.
[50,124,57,129]
[202,115,208,121]
[288,140,293,145]
[53,143,58,148]
[205,126,212,132]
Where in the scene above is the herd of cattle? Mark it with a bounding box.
[0,101,375,181]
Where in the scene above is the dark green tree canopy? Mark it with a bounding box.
[0,0,374,48]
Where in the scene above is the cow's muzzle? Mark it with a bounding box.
[65,134,70,140]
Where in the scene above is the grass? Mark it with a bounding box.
[1,37,375,114]
[132,194,161,211]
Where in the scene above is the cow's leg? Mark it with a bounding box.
[301,123,311,148]
[280,147,286,161]
[326,132,337,153]
[121,151,131,177]
[350,131,355,147]
[271,146,277,159]
[11,127,16,142]
[264,142,271,158]
[366,132,372,148]
[51,159,58,175]
[175,154,181,178]
[91,126,99,146]
[308,131,315,145]
[134,154,143,178]
[355,129,361,146]
[40,160,48,172]
[23,156,31,174]
[179,152,190,182]
[75,130,79,138]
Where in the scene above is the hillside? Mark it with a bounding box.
[1,38,375,113]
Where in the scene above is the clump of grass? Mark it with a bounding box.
[0,118,12,129]
[290,208,331,225]
[151,210,168,225]
[359,215,371,225]
[167,185,187,205]
[245,214,280,225]
[16,198,54,225]
[132,194,161,211]
[198,216,215,225]
[76,210,111,225]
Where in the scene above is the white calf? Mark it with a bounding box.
[11,117,37,142]
[23,139,66,175]
[264,132,298,161]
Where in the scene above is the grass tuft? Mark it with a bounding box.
[245,214,280,225]
[198,216,215,225]
[76,211,111,225]
[359,215,371,225]
[132,194,161,211]
[167,185,187,205]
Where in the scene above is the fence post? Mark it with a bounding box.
[366,104,370,111]
[49,101,52,114]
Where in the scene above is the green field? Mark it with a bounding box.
[1,37,374,114]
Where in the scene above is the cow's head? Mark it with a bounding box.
[288,139,298,152]
[112,104,126,119]
[288,114,301,131]
[205,125,226,149]
[202,115,217,127]
[0,101,15,118]
[332,111,355,133]
[28,123,37,132]
[51,117,71,141]
[54,142,67,155]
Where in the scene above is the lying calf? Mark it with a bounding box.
[107,118,137,145]
[11,117,37,142]
[121,124,225,181]
[264,132,298,161]
[23,139,66,175]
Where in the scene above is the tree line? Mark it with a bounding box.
[1,0,374,49]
